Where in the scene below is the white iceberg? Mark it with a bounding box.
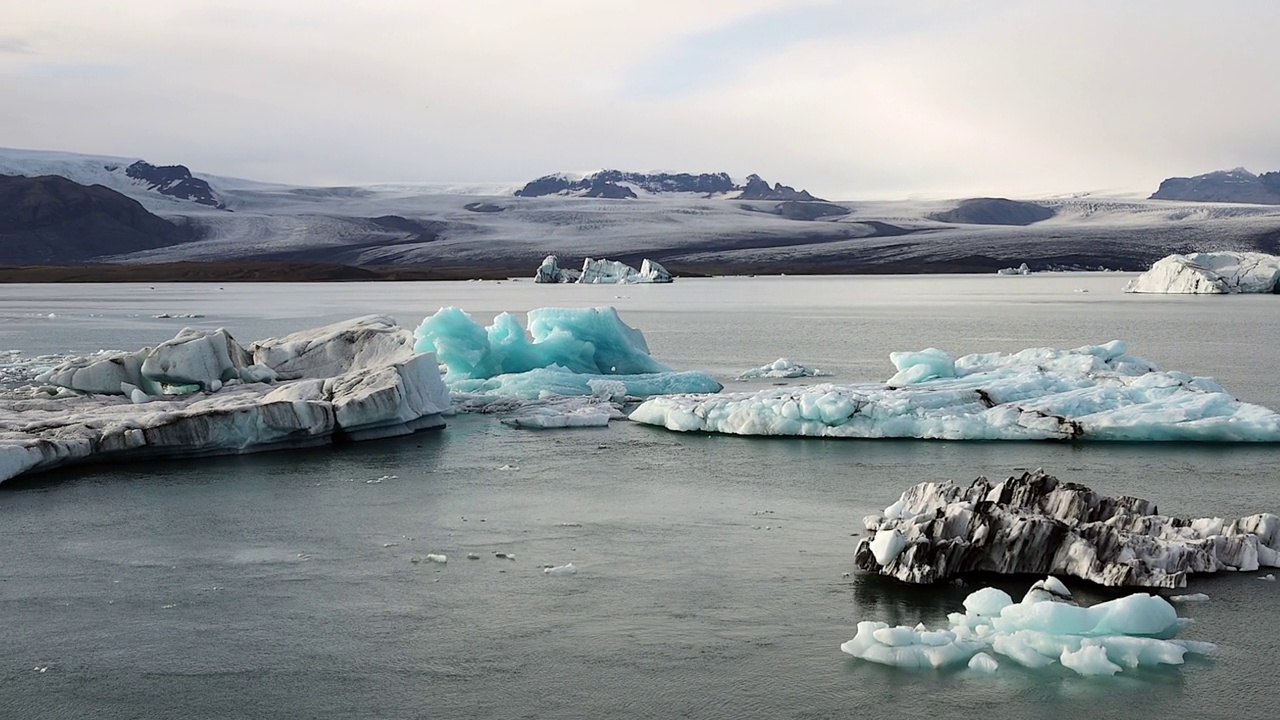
[840,577,1215,676]
[630,340,1280,441]
[737,358,826,380]
[0,316,450,485]
[855,470,1280,588]
[533,255,672,284]
[1124,251,1280,294]
[996,262,1032,275]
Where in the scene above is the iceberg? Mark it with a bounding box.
[855,469,1280,588]
[414,306,721,399]
[1124,251,1280,293]
[533,255,673,284]
[840,576,1215,676]
[0,316,450,485]
[996,262,1032,275]
[737,358,826,380]
[629,340,1280,441]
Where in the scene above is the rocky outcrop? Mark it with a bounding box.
[855,469,1280,588]
[125,160,226,208]
[0,316,450,484]
[0,174,191,263]
[1123,251,1280,294]
[514,170,824,201]
[736,174,824,201]
[1149,168,1280,204]
[930,198,1055,225]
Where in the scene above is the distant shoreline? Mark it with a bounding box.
[0,260,1114,283]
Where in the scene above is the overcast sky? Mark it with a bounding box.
[4,0,1280,199]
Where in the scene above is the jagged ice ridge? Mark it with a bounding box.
[855,470,1280,588]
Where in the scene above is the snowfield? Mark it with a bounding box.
[6,146,1280,273]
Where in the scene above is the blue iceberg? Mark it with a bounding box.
[413,306,722,401]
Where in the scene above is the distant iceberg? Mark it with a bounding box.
[841,576,1215,675]
[996,262,1032,275]
[630,340,1280,441]
[737,358,826,380]
[534,255,672,284]
[0,316,450,485]
[1124,251,1280,293]
[413,306,721,406]
[856,469,1280,588]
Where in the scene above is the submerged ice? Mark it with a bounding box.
[630,340,1280,442]
[841,577,1215,676]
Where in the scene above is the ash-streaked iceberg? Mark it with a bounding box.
[1124,251,1280,293]
[856,470,1280,588]
[533,255,673,284]
[413,306,721,401]
[630,340,1280,441]
[841,577,1215,676]
[0,316,450,485]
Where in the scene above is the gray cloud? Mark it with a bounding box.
[2,0,1279,199]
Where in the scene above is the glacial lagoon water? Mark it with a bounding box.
[2,274,1279,718]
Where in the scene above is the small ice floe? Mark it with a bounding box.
[968,652,999,673]
[841,576,1215,676]
[466,553,480,560]
[296,553,311,561]
[1170,593,1210,603]
[1259,573,1276,581]
[425,554,447,564]
[154,313,205,319]
[737,358,826,380]
[498,464,519,471]
[34,666,49,673]
[544,563,578,575]
[494,552,516,561]
[383,543,399,548]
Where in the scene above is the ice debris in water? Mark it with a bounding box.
[544,563,578,575]
[631,340,1280,441]
[1169,593,1210,603]
[412,306,721,399]
[737,358,826,380]
[840,577,1215,676]
[425,554,447,564]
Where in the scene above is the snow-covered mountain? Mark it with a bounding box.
[1150,167,1280,204]
[4,147,1280,275]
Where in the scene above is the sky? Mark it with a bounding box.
[4,0,1280,200]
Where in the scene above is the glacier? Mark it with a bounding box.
[856,469,1280,588]
[841,577,1215,676]
[1124,251,1280,293]
[0,316,450,485]
[629,340,1280,441]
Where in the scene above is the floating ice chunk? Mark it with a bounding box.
[425,554,447,564]
[737,358,826,380]
[997,263,1032,276]
[841,577,1213,676]
[544,563,578,575]
[855,470,1280,588]
[1170,593,1210,603]
[1259,573,1276,581]
[501,398,620,429]
[632,341,1280,442]
[1124,252,1280,294]
[968,652,1000,672]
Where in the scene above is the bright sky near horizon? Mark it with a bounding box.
[3,0,1279,199]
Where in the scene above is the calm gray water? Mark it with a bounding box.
[2,275,1279,719]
